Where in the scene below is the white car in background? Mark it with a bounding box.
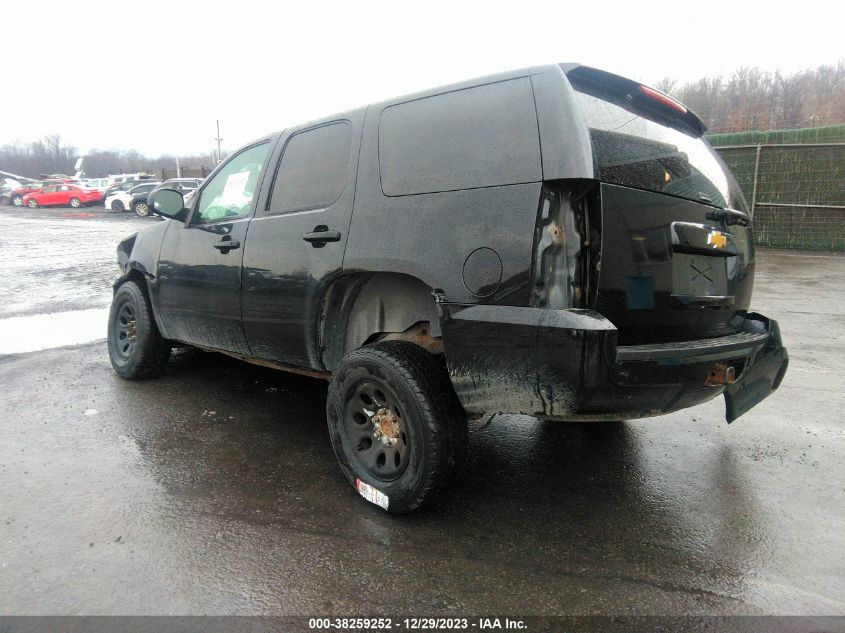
[83,178,110,194]
[104,181,160,212]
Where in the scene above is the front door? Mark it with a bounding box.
[154,142,272,354]
[39,185,62,205]
[242,117,361,369]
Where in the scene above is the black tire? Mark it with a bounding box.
[12,194,23,206]
[326,341,467,514]
[69,197,81,208]
[111,199,125,212]
[107,280,170,379]
[27,199,38,208]
[133,201,149,217]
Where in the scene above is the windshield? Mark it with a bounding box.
[570,75,748,212]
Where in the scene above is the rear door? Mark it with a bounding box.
[155,141,272,354]
[241,115,362,369]
[565,66,755,345]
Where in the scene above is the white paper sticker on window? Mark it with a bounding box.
[219,171,249,205]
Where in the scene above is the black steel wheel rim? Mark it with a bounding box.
[342,379,411,481]
[113,297,138,360]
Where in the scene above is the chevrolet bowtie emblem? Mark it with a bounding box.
[708,230,727,249]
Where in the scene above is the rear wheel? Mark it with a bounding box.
[107,280,170,379]
[133,201,149,217]
[27,199,38,208]
[69,197,81,208]
[111,199,125,212]
[326,341,467,514]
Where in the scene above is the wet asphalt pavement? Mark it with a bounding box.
[0,206,843,617]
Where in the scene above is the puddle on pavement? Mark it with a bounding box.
[0,308,109,355]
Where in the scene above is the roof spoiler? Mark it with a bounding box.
[561,64,707,137]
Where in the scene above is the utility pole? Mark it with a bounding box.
[214,120,223,164]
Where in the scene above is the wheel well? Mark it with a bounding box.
[319,273,442,371]
[113,268,147,294]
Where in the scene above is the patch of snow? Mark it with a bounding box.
[0,308,109,355]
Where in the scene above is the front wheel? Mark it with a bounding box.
[326,341,467,514]
[133,201,149,217]
[107,280,170,379]
[111,199,125,212]
[27,199,38,208]
[12,194,23,206]
[69,197,81,208]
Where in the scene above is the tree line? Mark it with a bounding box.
[0,137,221,181]
[656,61,845,134]
[2,62,843,179]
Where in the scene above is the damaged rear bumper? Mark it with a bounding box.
[439,305,787,423]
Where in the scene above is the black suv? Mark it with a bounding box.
[103,177,156,201]
[126,182,162,217]
[108,64,788,513]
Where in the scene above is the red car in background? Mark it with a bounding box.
[22,184,102,208]
[7,179,68,206]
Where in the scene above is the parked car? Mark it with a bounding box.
[83,178,111,193]
[105,181,160,213]
[0,177,24,205]
[150,178,203,196]
[8,179,69,206]
[109,173,155,185]
[127,182,163,216]
[109,64,788,513]
[103,178,155,201]
[132,179,201,216]
[22,183,102,208]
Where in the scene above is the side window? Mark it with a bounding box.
[267,122,352,215]
[378,78,541,196]
[193,143,270,224]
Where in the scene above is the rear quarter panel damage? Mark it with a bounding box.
[439,304,617,418]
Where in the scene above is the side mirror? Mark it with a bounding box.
[149,188,188,222]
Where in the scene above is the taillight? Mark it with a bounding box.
[638,85,687,114]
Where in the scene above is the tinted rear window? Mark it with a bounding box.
[570,73,747,211]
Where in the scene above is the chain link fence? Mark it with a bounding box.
[709,125,845,251]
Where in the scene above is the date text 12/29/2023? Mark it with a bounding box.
[308,618,527,630]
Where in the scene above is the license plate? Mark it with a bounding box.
[672,253,728,298]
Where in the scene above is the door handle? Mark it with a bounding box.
[302,225,341,247]
[213,238,240,251]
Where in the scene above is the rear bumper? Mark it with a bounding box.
[439,304,787,422]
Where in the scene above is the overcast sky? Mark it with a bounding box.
[3,0,841,157]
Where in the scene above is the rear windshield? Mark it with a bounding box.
[569,71,748,212]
